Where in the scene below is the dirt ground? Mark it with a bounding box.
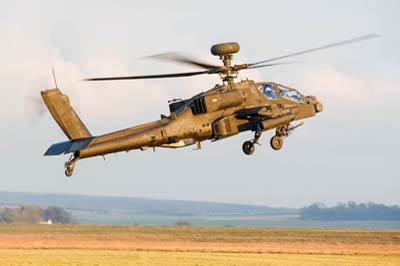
[1,249,399,266]
[0,224,399,255]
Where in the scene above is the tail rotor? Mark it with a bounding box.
[24,77,49,126]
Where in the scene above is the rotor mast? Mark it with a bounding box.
[220,54,236,85]
[210,42,240,86]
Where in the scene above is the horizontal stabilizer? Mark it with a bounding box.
[44,137,93,156]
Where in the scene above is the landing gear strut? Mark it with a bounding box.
[242,131,262,155]
[269,124,288,151]
[242,122,304,154]
[269,122,304,151]
[64,155,79,177]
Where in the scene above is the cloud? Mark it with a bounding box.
[1,2,241,132]
[284,66,400,114]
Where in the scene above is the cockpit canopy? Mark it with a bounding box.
[257,83,304,103]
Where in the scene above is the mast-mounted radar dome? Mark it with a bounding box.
[210,42,240,56]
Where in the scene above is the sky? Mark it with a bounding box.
[0,0,399,208]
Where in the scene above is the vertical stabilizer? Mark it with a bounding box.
[41,88,91,140]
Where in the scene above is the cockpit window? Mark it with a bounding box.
[278,85,304,103]
[257,83,278,100]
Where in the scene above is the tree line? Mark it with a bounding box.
[0,205,72,223]
[300,202,400,220]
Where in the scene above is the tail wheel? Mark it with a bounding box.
[65,167,74,177]
[242,141,255,155]
[64,154,79,177]
[270,136,283,150]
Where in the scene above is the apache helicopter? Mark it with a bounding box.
[41,35,378,176]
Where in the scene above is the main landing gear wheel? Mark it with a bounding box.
[242,141,255,155]
[270,136,283,150]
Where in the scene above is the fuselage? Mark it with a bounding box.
[77,80,322,159]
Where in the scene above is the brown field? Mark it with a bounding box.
[0,224,399,265]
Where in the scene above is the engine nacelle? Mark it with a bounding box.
[213,116,239,139]
[204,89,246,113]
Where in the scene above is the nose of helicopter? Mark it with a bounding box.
[307,96,323,113]
[315,100,323,113]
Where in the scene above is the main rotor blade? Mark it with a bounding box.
[84,70,211,81]
[249,34,380,66]
[145,52,222,70]
[245,61,299,70]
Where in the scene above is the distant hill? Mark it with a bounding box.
[300,202,400,220]
[0,191,297,216]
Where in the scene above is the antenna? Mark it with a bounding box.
[48,48,58,88]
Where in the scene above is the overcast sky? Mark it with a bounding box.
[1,0,399,207]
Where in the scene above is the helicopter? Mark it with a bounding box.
[41,34,378,176]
